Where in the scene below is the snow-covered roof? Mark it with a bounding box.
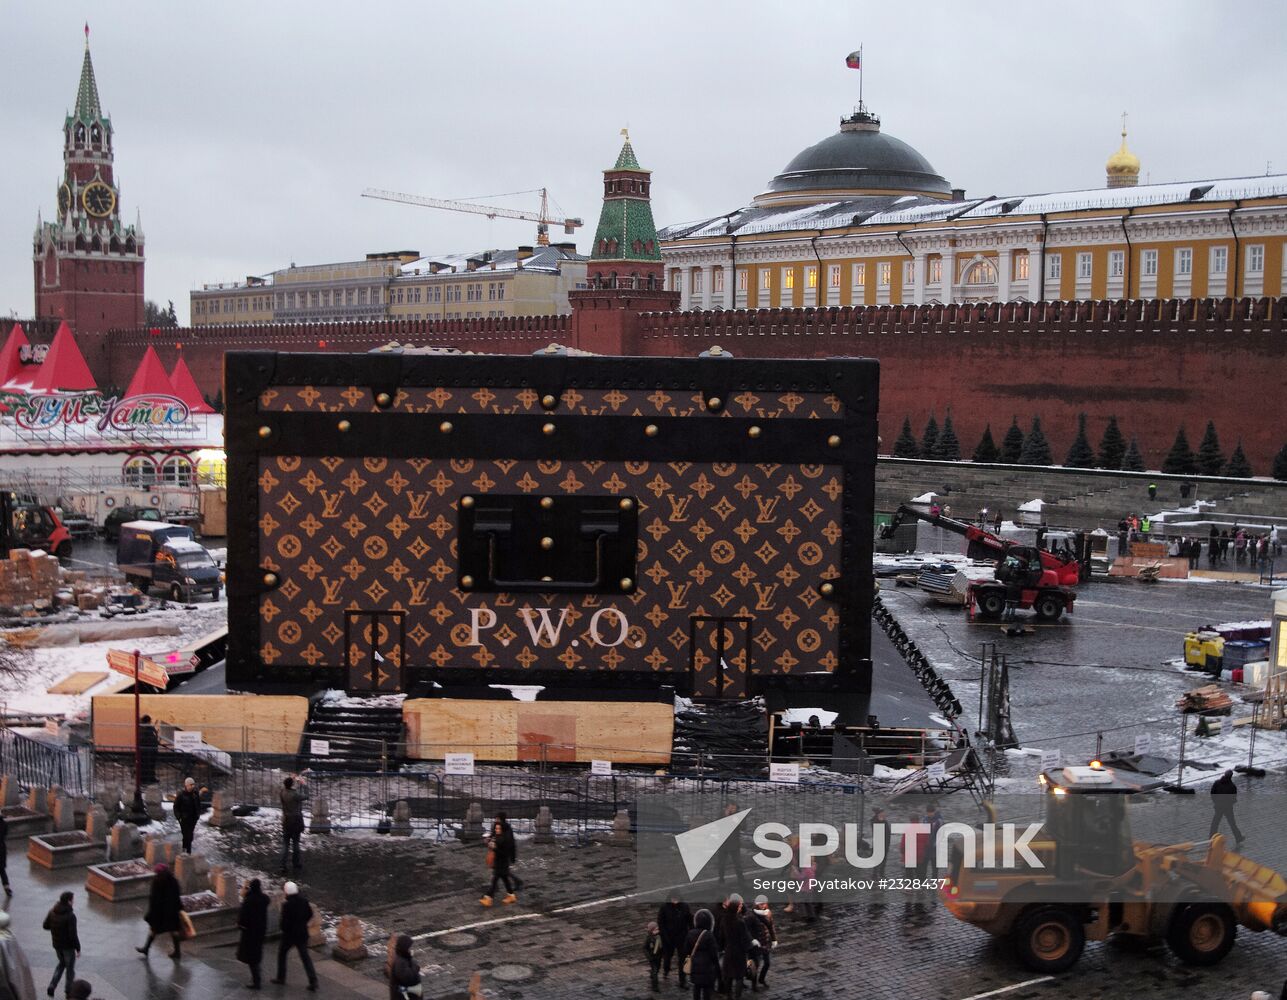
[399,245,586,277]
[164,539,208,554]
[660,173,1287,241]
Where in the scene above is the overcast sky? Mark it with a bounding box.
[4,2,1286,324]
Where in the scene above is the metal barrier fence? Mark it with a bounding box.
[0,729,88,796]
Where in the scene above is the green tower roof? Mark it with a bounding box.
[69,42,107,126]
[590,137,662,263]
[614,139,642,171]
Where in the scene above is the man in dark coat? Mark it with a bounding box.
[138,715,159,785]
[656,893,692,987]
[715,894,753,999]
[682,908,720,1000]
[272,881,318,991]
[387,934,421,1000]
[0,812,11,895]
[42,890,80,997]
[236,878,269,990]
[173,777,201,855]
[1209,769,1245,845]
[280,777,305,873]
[137,864,185,959]
[716,801,744,885]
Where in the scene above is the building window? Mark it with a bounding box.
[806,266,817,289]
[692,270,703,293]
[878,262,891,287]
[928,259,942,284]
[853,262,866,287]
[1247,244,1264,274]
[963,259,998,285]
[782,268,794,290]
[1176,248,1192,275]
[160,456,194,487]
[1013,253,1029,280]
[1076,252,1092,279]
[828,264,840,287]
[123,456,158,487]
[760,270,771,291]
[1046,254,1062,280]
[1142,249,1158,277]
[497,284,504,300]
[737,270,748,291]
[670,271,680,291]
[1209,246,1228,275]
[1109,251,1125,278]
[902,261,914,285]
[714,269,725,293]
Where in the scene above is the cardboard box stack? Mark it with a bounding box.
[0,551,108,616]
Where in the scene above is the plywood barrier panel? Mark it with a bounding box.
[91,695,309,754]
[403,699,673,765]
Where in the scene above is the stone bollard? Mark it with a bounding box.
[307,906,326,949]
[265,890,286,938]
[109,822,143,861]
[308,797,332,835]
[45,785,65,816]
[84,805,110,845]
[51,797,77,833]
[174,852,210,895]
[206,791,237,830]
[532,805,555,844]
[95,785,121,823]
[25,786,48,815]
[143,834,177,868]
[213,868,239,909]
[71,796,92,829]
[332,915,367,962]
[459,802,485,842]
[611,808,632,847]
[143,785,165,822]
[389,800,412,837]
[0,775,18,809]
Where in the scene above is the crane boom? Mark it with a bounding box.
[361,187,583,246]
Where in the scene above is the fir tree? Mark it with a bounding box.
[1162,426,1198,475]
[893,418,919,459]
[1123,436,1145,472]
[972,424,1000,463]
[1225,442,1252,478]
[921,414,939,459]
[1000,418,1024,464]
[1097,415,1126,470]
[1065,413,1095,468]
[935,413,961,461]
[1273,444,1287,481]
[1019,417,1053,466]
[1196,420,1224,476]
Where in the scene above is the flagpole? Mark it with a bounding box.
[859,45,863,109]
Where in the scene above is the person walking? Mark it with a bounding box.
[272,882,318,992]
[0,910,35,1000]
[479,818,517,907]
[137,864,184,960]
[682,908,720,1000]
[656,893,692,988]
[279,777,305,874]
[0,813,12,896]
[748,896,777,989]
[716,802,744,885]
[643,921,663,993]
[42,891,80,997]
[387,934,421,999]
[236,878,269,990]
[716,894,753,999]
[1209,770,1245,846]
[173,777,201,855]
[869,807,890,877]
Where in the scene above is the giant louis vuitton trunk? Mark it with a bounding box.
[224,349,878,709]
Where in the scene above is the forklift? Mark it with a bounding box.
[943,762,1287,972]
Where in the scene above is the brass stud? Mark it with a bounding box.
[542,422,556,435]
[748,425,762,439]
[706,396,723,412]
[375,391,392,407]
[541,394,558,410]
[460,575,474,589]
[820,582,836,597]
[619,498,635,511]
[257,425,272,439]
[620,577,634,592]
[460,495,475,509]
[439,420,453,434]
[540,536,555,551]
[827,434,842,448]
[262,572,278,587]
[337,419,352,433]
[539,496,555,510]
[644,424,659,437]
[709,345,724,356]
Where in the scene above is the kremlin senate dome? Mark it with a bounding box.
[1105,118,1141,188]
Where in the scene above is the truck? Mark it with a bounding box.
[881,504,1081,621]
[943,762,1287,972]
[116,521,222,602]
[224,347,880,716]
[0,490,74,560]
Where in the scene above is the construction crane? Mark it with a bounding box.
[361,187,582,247]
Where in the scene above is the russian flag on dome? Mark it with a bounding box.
[845,49,861,69]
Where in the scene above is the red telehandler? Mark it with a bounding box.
[881,504,1082,622]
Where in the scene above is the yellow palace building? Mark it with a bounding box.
[659,107,1287,308]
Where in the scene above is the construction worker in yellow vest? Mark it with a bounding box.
[1141,516,1151,542]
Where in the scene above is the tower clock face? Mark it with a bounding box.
[81,180,116,218]
[57,183,72,217]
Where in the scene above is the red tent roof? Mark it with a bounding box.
[124,345,177,398]
[167,356,214,413]
[28,322,97,393]
[0,324,31,389]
